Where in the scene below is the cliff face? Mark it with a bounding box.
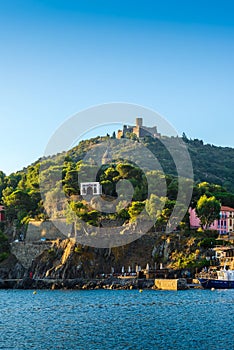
[30,234,157,279]
[0,220,211,281]
[7,219,164,279]
[21,232,197,279]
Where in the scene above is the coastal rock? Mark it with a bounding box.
[0,254,25,280]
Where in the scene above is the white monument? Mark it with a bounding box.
[80,182,102,196]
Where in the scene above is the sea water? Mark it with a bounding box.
[0,289,233,350]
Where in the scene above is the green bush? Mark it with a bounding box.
[0,232,8,243]
[198,238,216,248]
[0,252,9,262]
[74,246,82,254]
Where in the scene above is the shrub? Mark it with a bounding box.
[198,238,216,248]
[74,246,82,254]
[0,252,9,262]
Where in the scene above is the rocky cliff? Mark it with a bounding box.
[0,218,213,283]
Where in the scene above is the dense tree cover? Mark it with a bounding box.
[142,135,234,192]
[181,136,234,192]
[195,194,221,230]
[0,135,234,232]
[190,181,234,208]
[1,164,44,226]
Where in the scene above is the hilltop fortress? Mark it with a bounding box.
[117,117,161,139]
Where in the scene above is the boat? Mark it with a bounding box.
[198,268,234,289]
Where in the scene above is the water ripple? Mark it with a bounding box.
[0,289,233,349]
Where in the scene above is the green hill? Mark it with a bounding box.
[0,134,234,230]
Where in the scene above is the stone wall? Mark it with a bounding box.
[11,219,73,269]
[11,242,52,269]
[25,219,71,242]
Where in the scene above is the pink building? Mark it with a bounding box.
[189,206,234,234]
[0,205,5,222]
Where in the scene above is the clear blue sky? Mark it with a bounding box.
[1,0,234,174]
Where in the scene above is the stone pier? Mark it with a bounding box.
[155,278,188,290]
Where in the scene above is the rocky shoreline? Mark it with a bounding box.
[0,277,157,290]
[0,276,192,290]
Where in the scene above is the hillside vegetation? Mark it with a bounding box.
[0,134,234,231]
[0,134,234,278]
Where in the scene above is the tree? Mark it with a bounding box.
[63,164,79,197]
[195,194,221,230]
[3,189,33,223]
[145,194,165,220]
[125,132,138,141]
[128,201,145,222]
[0,171,6,200]
[66,201,100,227]
[182,132,189,143]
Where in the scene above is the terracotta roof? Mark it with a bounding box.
[221,206,234,212]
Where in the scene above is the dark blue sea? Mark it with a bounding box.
[0,289,233,350]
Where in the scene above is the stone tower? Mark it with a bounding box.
[135,117,143,127]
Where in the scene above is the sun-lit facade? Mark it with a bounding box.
[189,206,234,234]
